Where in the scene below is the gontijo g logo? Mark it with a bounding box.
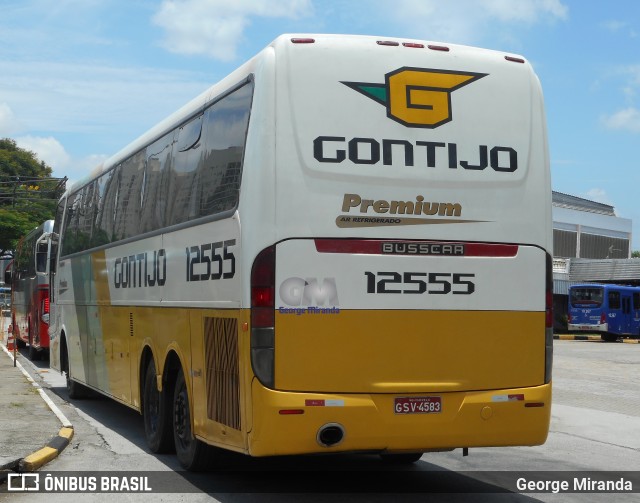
[342,67,486,128]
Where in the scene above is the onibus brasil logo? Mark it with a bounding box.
[342,67,487,128]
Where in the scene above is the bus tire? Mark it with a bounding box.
[66,372,87,399]
[379,452,423,464]
[173,367,210,471]
[143,360,174,454]
[601,333,618,343]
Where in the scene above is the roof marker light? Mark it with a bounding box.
[428,44,450,52]
[505,55,525,64]
[291,38,315,44]
[402,42,424,48]
[377,40,400,46]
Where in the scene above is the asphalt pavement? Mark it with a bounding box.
[0,315,73,480]
[0,310,636,482]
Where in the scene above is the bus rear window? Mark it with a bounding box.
[570,288,603,307]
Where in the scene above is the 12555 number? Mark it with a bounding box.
[364,271,475,295]
[186,239,236,282]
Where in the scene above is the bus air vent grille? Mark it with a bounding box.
[204,317,241,430]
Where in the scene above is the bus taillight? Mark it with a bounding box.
[41,294,50,324]
[600,312,607,325]
[250,246,276,388]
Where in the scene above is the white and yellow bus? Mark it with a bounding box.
[49,34,553,470]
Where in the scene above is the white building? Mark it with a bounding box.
[551,191,634,329]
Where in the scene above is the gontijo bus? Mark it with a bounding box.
[49,34,553,470]
[7,220,54,361]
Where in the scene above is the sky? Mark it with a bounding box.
[1,0,640,247]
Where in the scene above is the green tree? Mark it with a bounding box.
[0,138,66,256]
[632,250,640,258]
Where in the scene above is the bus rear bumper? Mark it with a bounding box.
[568,323,607,332]
[248,380,552,457]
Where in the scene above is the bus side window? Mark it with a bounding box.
[166,114,203,226]
[608,291,621,310]
[36,242,48,273]
[113,151,146,241]
[140,131,174,234]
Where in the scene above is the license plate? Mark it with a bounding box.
[394,396,442,414]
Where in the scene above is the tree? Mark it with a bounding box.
[632,250,640,258]
[0,138,66,256]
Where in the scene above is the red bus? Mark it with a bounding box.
[7,220,54,360]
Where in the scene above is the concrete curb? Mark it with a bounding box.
[554,334,602,341]
[20,427,74,472]
[554,334,639,343]
[1,342,74,472]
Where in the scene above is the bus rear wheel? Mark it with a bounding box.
[143,360,174,453]
[173,367,210,471]
[601,333,618,342]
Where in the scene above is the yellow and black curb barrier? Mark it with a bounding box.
[554,334,639,344]
[19,427,74,472]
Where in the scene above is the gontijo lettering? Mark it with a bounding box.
[313,137,517,172]
[114,249,166,289]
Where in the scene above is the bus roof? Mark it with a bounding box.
[63,33,533,197]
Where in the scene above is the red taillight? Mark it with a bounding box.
[251,246,275,328]
[428,44,450,52]
[567,313,572,323]
[251,287,274,308]
[291,38,315,44]
[43,296,50,314]
[600,312,607,324]
[251,246,276,388]
[402,42,424,48]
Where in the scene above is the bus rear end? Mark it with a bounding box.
[10,221,53,360]
[245,35,552,457]
[568,284,607,333]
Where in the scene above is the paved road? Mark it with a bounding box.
[2,339,639,502]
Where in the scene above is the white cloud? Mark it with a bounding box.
[602,107,640,133]
[602,20,627,32]
[389,0,568,44]
[152,0,313,61]
[583,188,612,205]
[0,102,25,136]
[482,0,568,22]
[0,59,210,139]
[14,135,71,170]
[14,134,108,184]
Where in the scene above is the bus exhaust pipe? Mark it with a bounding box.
[317,423,345,447]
